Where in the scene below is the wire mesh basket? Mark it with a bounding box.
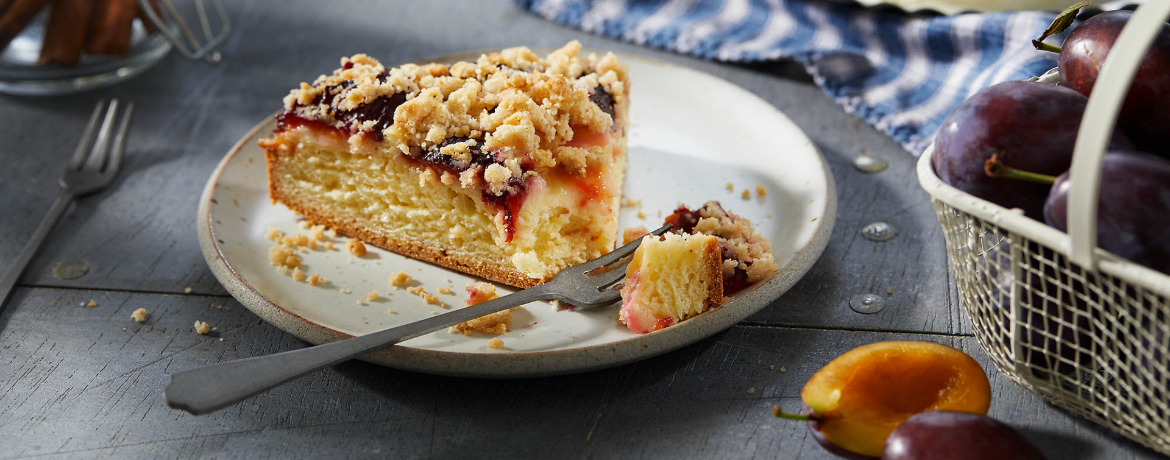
[917,2,1170,454]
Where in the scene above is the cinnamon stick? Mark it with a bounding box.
[38,0,95,66]
[86,0,137,56]
[137,0,161,34]
[0,0,51,51]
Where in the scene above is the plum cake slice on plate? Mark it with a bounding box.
[260,41,629,287]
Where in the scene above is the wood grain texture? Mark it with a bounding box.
[0,288,1159,459]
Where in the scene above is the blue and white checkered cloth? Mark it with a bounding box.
[517,0,1125,155]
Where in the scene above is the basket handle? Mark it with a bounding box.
[1067,1,1170,269]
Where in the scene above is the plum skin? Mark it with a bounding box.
[933,81,1130,219]
[1059,10,1170,155]
[1044,151,1170,275]
[883,411,1046,460]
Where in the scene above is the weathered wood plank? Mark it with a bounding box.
[0,288,1158,459]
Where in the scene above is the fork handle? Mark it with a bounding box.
[0,191,73,312]
[165,283,555,415]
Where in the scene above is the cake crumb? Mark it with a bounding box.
[366,290,380,301]
[194,321,211,335]
[346,238,367,256]
[756,185,767,197]
[309,225,326,241]
[325,242,335,250]
[726,182,734,191]
[407,286,424,295]
[340,288,352,294]
[86,300,97,308]
[451,282,515,335]
[622,226,649,245]
[423,293,441,305]
[292,267,306,282]
[299,220,311,229]
[444,277,453,284]
[387,308,396,314]
[780,366,787,373]
[130,308,148,323]
[265,227,284,241]
[183,287,192,294]
[887,287,894,295]
[326,228,338,238]
[356,298,365,305]
[741,189,751,199]
[438,287,453,295]
[388,272,412,287]
[636,211,646,219]
[621,197,642,207]
[747,387,756,394]
[487,338,505,349]
[657,210,662,217]
[309,273,324,285]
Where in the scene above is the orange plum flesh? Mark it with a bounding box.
[802,341,992,458]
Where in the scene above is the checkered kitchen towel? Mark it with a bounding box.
[518,0,1131,155]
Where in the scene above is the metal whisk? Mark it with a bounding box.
[137,0,230,64]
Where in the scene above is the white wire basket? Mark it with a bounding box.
[917,2,1170,454]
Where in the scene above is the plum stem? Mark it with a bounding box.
[1032,1,1090,53]
[1032,39,1063,54]
[983,154,1058,185]
[772,406,818,422]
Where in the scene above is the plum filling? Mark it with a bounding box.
[289,78,407,142]
[590,85,616,122]
[480,180,528,243]
[664,203,753,294]
[415,137,530,243]
[334,93,407,141]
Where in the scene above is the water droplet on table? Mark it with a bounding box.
[861,222,896,242]
[52,260,88,280]
[850,294,885,314]
[853,155,888,173]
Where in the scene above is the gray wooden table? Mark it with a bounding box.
[0,1,1161,458]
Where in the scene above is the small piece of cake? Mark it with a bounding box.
[194,321,211,335]
[451,282,514,335]
[663,201,779,293]
[259,41,630,287]
[130,308,148,323]
[619,232,723,334]
[618,201,778,333]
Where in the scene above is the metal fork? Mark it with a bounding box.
[165,223,673,415]
[0,100,134,311]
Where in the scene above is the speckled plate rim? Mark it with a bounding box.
[196,52,837,378]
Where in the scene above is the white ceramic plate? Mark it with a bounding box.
[198,52,837,377]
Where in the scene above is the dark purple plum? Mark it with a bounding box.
[934,81,1130,219]
[1059,11,1170,155]
[883,411,1046,460]
[983,240,1096,378]
[1044,151,1170,275]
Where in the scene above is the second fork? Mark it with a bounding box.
[0,99,134,311]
